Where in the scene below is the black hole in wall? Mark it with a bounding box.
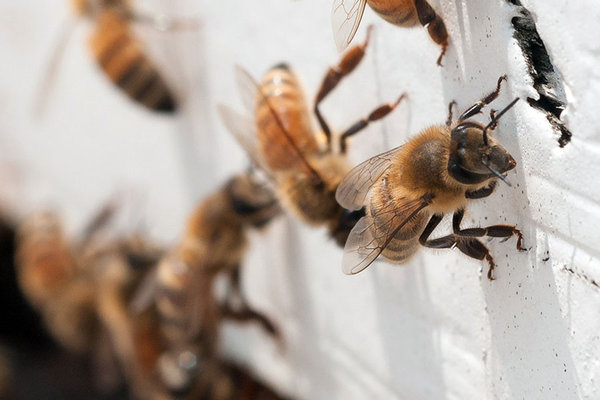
[508,0,572,147]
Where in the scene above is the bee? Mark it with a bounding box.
[219,27,404,247]
[154,172,281,395]
[331,0,448,65]
[15,206,168,397]
[335,76,526,279]
[74,0,184,112]
[15,212,100,353]
[38,0,199,115]
[90,239,166,400]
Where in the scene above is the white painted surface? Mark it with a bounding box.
[0,0,598,399]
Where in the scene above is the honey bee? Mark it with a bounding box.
[38,0,199,115]
[336,76,526,279]
[15,206,168,397]
[332,0,448,65]
[154,172,281,395]
[73,0,184,112]
[15,212,99,353]
[219,27,404,247]
[89,239,166,400]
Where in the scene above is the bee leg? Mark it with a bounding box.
[417,211,496,279]
[455,239,497,280]
[446,100,457,127]
[465,181,497,199]
[458,75,507,121]
[418,214,455,248]
[452,209,525,251]
[314,26,373,150]
[339,93,407,153]
[414,0,449,66]
[222,304,279,339]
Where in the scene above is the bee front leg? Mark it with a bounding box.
[458,76,507,121]
[465,181,497,199]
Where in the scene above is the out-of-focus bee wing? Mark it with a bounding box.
[332,0,368,52]
[342,195,431,275]
[217,104,275,184]
[34,18,78,118]
[336,145,402,211]
[234,65,261,116]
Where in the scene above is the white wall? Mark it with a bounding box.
[0,0,598,399]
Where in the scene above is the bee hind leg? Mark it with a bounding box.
[414,0,449,66]
[314,26,373,150]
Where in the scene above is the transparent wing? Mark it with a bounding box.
[331,0,368,52]
[336,145,402,211]
[217,104,275,183]
[34,18,78,118]
[234,65,260,115]
[342,195,431,275]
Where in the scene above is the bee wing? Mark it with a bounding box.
[342,195,431,274]
[231,66,323,183]
[234,65,261,116]
[34,18,79,118]
[331,0,368,52]
[336,145,402,211]
[217,104,277,185]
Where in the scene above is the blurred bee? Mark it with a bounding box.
[37,0,199,115]
[332,0,448,65]
[336,76,526,279]
[219,27,404,247]
[15,205,168,398]
[88,237,166,399]
[154,172,281,396]
[15,212,99,353]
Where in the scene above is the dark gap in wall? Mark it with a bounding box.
[508,0,572,147]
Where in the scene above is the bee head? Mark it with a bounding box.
[448,98,519,186]
[226,173,280,228]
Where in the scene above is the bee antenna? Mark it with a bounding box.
[484,163,512,187]
[482,98,519,146]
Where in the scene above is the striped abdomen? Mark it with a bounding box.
[256,64,320,173]
[367,0,418,27]
[155,250,220,352]
[367,181,428,264]
[89,9,176,112]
